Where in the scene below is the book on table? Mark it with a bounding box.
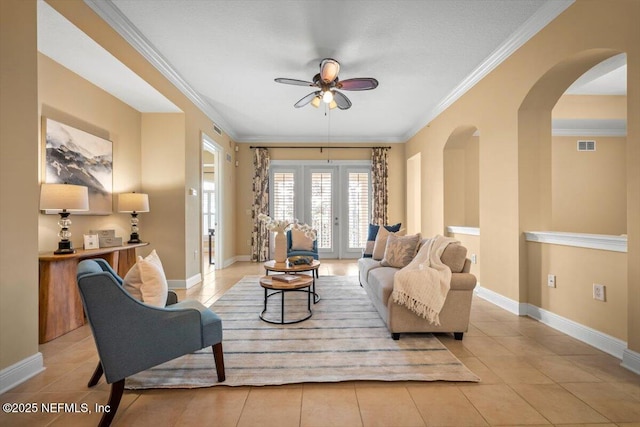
[272,274,301,283]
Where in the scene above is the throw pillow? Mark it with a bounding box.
[363,222,401,257]
[290,228,314,251]
[381,233,421,268]
[372,226,392,260]
[123,249,169,307]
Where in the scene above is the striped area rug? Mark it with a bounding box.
[126,275,479,388]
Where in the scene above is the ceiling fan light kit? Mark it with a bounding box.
[275,58,378,110]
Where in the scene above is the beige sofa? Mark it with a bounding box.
[358,242,477,340]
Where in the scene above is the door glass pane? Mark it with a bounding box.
[348,172,369,248]
[311,172,332,249]
[273,172,295,221]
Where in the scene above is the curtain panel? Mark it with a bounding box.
[251,148,270,262]
[371,147,389,225]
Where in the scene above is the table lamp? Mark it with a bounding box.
[118,192,150,243]
[40,183,89,254]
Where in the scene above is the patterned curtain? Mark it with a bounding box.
[371,147,389,225]
[251,148,270,261]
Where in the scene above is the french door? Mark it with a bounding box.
[270,161,370,259]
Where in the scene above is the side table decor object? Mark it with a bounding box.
[257,213,316,263]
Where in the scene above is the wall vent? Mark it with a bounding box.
[577,140,596,151]
[213,124,223,136]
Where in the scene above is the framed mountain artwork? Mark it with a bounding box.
[42,117,113,215]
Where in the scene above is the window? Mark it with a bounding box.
[311,172,332,249]
[347,172,369,248]
[272,172,295,221]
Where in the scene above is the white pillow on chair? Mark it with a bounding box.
[291,228,314,251]
[123,249,169,307]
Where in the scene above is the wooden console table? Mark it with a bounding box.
[38,242,148,343]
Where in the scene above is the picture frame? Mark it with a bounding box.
[42,117,113,215]
[83,234,100,250]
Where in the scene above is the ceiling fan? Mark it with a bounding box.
[275,58,379,110]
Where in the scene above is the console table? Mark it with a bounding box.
[38,242,148,343]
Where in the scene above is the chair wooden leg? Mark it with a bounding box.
[212,342,226,382]
[98,379,124,427]
[88,362,104,387]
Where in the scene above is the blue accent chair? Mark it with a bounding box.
[286,230,319,260]
[286,230,319,278]
[76,259,225,427]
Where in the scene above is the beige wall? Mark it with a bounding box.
[37,54,141,252]
[444,132,479,228]
[0,0,40,370]
[235,143,405,257]
[140,114,186,278]
[527,243,627,340]
[552,135,626,234]
[553,94,627,119]
[406,0,640,354]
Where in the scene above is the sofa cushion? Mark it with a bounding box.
[358,257,383,283]
[441,243,467,273]
[381,233,420,268]
[368,267,397,305]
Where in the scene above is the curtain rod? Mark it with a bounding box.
[249,146,391,150]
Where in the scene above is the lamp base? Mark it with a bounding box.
[128,232,142,244]
[54,240,75,255]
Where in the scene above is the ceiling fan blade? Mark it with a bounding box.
[294,91,321,108]
[337,78,379,91]
[333,91,352,110]
[320,58,340,84]
[275,78,317,87]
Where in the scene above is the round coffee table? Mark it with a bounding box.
[259,275,313,324]
[263,259,321,303]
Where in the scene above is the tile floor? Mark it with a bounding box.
[2,260,639,426]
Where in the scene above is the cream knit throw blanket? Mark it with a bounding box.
[392,235,458,325]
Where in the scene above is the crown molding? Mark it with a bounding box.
[552,128,627,137]
[403,0,575,141]
[234,135,406,144]
[83,0,236,140]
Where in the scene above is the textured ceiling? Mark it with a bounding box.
[41,0,625,143]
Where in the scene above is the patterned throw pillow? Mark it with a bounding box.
[363,222,401,257]
[381,233,421,268]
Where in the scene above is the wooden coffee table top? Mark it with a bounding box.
[263,259,320,273]
[259,275,313,290]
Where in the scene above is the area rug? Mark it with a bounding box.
[126,275,479,388]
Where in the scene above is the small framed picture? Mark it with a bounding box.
[84,234,99,250]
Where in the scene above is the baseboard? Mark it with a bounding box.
[168,273,201,290]
[622,348,640,375]
[0,352,44,394]
[474,284,528,315]
[475,284,630,362]
[222,255,250,268]
[526,305,627,359]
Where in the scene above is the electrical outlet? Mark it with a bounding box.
[593,283,606,301]
[470,254,477,264]
[547,274,556,288]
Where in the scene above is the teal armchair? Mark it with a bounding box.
[76,259,225,427]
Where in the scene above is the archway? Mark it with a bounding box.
[518,48,629,358]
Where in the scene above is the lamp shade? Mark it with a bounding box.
[40,183,89,212]
[118,193,149,213]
